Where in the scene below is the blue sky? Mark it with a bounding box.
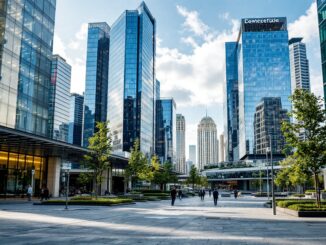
[53,0,323,158]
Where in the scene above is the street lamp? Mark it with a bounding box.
[267,135,276,215]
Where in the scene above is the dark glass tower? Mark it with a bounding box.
[155,99,176,164]
[68,93,84,146]
[83,22,110,147]
[224,42,239,161]
[108,2,155,156]
[317,0,326,106]
[49,55,71,142]
[227,17,292,160]
[0,0,56,137]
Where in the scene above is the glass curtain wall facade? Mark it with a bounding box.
[108,2,155,156]
[176,114,186,173]
[224,42,239,162]
[155,99,176,164]
[49,55,71,142]
[83,22,110,147]
[0,0,56,136]
[236,18,292,159]
[68,93,84,146]
[317,0,326,106]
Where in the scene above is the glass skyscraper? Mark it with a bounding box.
[0,0,56,136]
[49,55,71,142]
[155,99,176,164]
[317,0,326,105]
[224,42,239,162]
[176,114,186,173]
[228,18,292,159]
[108,2,156,156]
[68,93,84,146]
[83,22,110,147]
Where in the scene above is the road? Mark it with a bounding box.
[0,195,326,244]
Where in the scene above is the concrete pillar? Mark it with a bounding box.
[47,157,61,197]
[108,167,113,193]
[101,169,108,195]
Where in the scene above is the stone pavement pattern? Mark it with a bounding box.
[0,196,326,244]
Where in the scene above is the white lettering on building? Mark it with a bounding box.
[244,18,280,24]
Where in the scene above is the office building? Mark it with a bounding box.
[224,42,239,162]
[289,37,310,93]
[219,134,225,162]
[176,114,186,173]
[317,0,326,106]
[49,55,71,142]
[108,2,156,156]
[83,22,110,147]
[68,93,84,146]
[254,97,289,154]
[228,17,292,159]
[197,116,218,170]
[186,160,193,175]
[155,99,176,164]
[189,145,196,167]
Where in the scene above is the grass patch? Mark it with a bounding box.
[42,197,133,206]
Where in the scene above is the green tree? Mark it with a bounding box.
[199,176,208,187]
[187,165,201,189]
[83,121,112,198]
[281,89,326,207]
[153,162,178,190]
[125,139,152,188]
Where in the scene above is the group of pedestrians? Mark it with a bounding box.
[170,186,239,206]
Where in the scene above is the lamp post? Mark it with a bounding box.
[270,135,276,215]
[266,149,270,200]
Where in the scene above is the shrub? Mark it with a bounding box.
[140,190,170,194]
[143,193,169,197]
[291,194,305,198]
[287,203,326,211]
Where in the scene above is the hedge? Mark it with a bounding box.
[42,197,133,206]
[277,200,326,208]
[287,203,326,211]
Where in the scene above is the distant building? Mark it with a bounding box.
[155,99,176,164]
[108,2,156,156]
[197,116,218,170]
[189,145,196,167]
[83,22,110,147]
[186,160,193,175]
[219,134,225,162]
[254,97,289,154]
[176,114,186,174]
[289,37,310,93]
[68,93,84,146]
[49,55,71,142]
[317,0,326,107]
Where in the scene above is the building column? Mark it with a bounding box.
[101,169,108,195]
[47,157,61,197]
[108,167,113,193]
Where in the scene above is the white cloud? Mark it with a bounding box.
[68,23,88,50]
[53,34,67,57]
[176,5,209,38]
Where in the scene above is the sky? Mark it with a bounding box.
[53,0,323,159]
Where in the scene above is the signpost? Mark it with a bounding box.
[61,162,71,210]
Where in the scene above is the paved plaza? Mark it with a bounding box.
[0,196,326,244]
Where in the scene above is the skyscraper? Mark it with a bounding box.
[197,116,218,170]
[0,0,56,137]
[83,22,110,147]
[289,38,310,93]
[317,0,326,106]
[219,134,225,162]
[254,97,289,155]
[68,93,84,146]
[229,17,292,159]
[155,99,176,164]
[49,55,71,142]
[176,114,186,174]
[224,42,239,162]
[108,2,156,156]
[189,145,196,167]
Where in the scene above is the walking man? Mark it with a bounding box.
[202,189,206,200]
[171,187,177,206]
[178,189,183,200]
[213,188,219,206]
[234,189,238,199]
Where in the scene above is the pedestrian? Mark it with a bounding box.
[170,187,177,206]
[202,189,206,200]
[178,189,183,200]
[234,189,238,199]
[213,188,219,206]
[209,189,212,197]
[44,186,49,200]
[27,185,32,201]
[198,189,202,200]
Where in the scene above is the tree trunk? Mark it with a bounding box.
[314,173,320,208]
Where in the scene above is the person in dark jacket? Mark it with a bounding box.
[234,189,238,199]
[171,187,177,206]
[178,189,183,200]
[202,189,206,200]
[213,188,219,206]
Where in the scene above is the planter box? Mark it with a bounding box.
[277,207,326,217]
